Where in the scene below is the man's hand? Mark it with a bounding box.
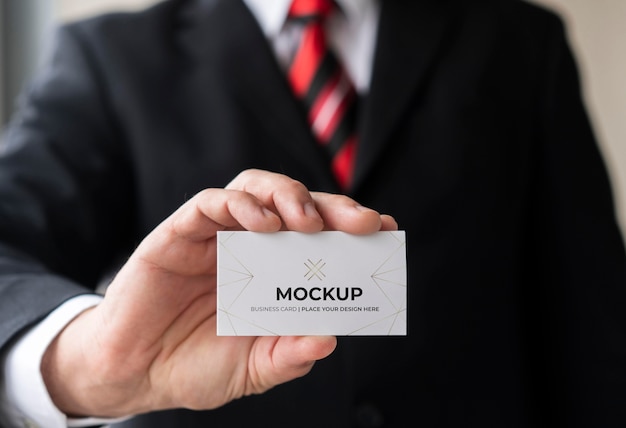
[41,169,398,418]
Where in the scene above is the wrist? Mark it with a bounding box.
[40,305,149,419]
[2,295,105,427]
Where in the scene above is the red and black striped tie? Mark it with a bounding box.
[287,0,358,191]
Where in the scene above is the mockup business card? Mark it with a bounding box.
[217,231,407,336]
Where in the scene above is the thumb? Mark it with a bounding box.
[250,336,337,392]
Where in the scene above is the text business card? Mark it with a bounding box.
[217,231,407,336]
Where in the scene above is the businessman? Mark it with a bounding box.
[1,0,625,427]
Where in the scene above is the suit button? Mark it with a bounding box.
[354,402,385,428]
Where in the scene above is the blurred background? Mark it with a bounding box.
[1,0,625,235]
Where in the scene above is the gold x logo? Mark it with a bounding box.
[304,259,326,281]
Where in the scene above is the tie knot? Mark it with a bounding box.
[288,0,334,21]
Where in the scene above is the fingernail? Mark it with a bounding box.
[262,207,276,217]
[354,204,372,212]
[304,202,321,220]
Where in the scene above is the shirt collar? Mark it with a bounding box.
[243,0,372,39]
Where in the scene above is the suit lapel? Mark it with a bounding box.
[353,0,454,191]
[179,0,333,187]
[176,0,455,193]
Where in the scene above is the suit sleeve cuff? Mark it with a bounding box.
[1,294,132,427]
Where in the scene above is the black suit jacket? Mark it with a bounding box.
[1,0,625,427]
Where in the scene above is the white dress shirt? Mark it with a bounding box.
[246,0,380,93]
[0,1,380,426]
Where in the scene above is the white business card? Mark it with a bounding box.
[217,230,407,336]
